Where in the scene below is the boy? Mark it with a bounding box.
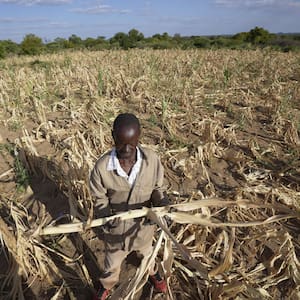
[90,113,167,300]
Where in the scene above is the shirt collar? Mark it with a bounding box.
[107,147,142,173]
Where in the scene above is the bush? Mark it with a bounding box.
[246,27,274,44]
[0,43,6,59]
[150,39,174,49]
[193,37,210,48]
[21,34,44,55]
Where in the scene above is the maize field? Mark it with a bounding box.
[0,49,299,299]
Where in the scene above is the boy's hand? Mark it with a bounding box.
[106,217,121,229]
[150,190,170,207]
[144,218,156,226]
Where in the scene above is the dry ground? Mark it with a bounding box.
[0,49,299,299]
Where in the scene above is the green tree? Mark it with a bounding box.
[0,43,6,59]
[127,29,144,48]
[162,32,170,40]
[232,31,249,42]
[84,37,96,48]
[193,36,210,48]
[246,27,274,44]
[21,34,44,55]
[211,36,231,48]
[83,37,108,50]
[110,32,129,49]
[128,29,144,42]
[148,38,173,49]
[148,32,176,49]
[1,40,20,55]
[173,33,188,47]
[68,34,82,48]
[94,36,109,50]
[151,33,171,41]
[46,37,65,52]
[152,33,162,40]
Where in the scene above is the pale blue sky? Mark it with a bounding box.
[0,0,299,42]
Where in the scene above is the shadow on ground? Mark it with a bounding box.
[21,150,101,299]
[20,149,156,300]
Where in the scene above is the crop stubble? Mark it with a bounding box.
[0,49,299,299]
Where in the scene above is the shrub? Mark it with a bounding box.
[21,34,44,55]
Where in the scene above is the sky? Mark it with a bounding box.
[0,0,300,42]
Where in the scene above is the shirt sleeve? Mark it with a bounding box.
[89,163,111,218]
[150,155,169,207]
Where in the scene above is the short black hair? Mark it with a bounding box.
[113,113,140,132]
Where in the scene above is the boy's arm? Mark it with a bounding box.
[150,155,169,207]
[89,164,111,218]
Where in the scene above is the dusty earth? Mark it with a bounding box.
[0,49,300,300]
[0,122,170,300]
[1,96,299,299]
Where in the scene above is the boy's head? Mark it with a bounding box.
[112,113,140,159]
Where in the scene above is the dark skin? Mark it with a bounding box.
[111,122,165,225]
[112,123,140,175]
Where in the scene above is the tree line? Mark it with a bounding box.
[1,27,300,58]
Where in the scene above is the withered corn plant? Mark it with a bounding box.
[0,49,299,299]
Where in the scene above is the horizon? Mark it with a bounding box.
[1,0,300,43]
[2,29,300,44]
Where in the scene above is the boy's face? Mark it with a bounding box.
[113,124,140,159]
